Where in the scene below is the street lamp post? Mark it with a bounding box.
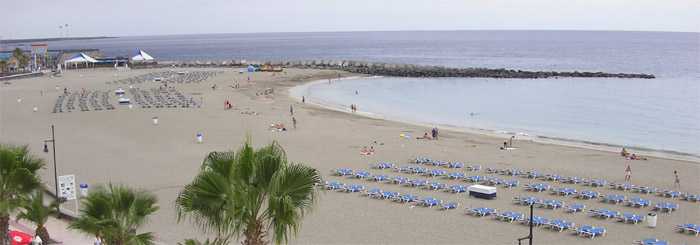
[43,124,61,217]
[517,204,534,245]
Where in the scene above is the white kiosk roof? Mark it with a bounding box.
[131,49,155,61]
[64,52,98,63]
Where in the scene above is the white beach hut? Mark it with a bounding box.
[131,49,155,62]
[63,52,98,69]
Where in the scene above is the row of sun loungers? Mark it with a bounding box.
[128,87,198,109]
[414,157,483,170]
[324,181,460,210]
[468,208,607,239]
[108,71,219,85]
[634,238,669,245]
[53,91,116,113]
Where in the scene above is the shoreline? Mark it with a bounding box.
[289,76,700,163]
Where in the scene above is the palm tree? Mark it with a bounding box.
[178,238,226,245]
[0,60,7,73]
[176,140,321,245]
[69,184,159,245]
[16,191,58,242]
[0,144,45,245]
[11,48,28,71]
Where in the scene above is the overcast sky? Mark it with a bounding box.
[3,0,699,39]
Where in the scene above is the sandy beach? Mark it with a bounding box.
[1,68,698,244]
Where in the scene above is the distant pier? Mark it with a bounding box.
[150,59,656,79]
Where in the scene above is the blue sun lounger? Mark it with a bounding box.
[565,203,586,213]
[524,183,550,192]
[398,193,419,203]
[522,216,549,227]
[589,208,620,219]
[635,238,669,245]
[603,194,626,204]
[627,197,651,207]
[553,187,577,196]
[450,184,467,193]
[585,179,608,187]
[619,212,644,224]
[366,188,382,198]
[344,184,365,193]
[428,169,447,177]
[676,223,700,236]
[577,190,600,199]
[371,174,389,182]
[440,202,458,210]
[391,176,410,184]
[334,168,353,176]
[354,170,371,179]
[372,162,394,169]
[429,181,446,190]
[381,191,399,200]
[682,193,699,202]
[448,172,465,179]
[421,197,441,207]
[633,186,657,194]
[409,179,428,187]
[662,190,682,198]
[469,207,497,216]
[576,225,606,238]
[654,202,679,212]
[465,175,485,183]
[496,211,524,223]
[448,162,464,168]
[466,165,481,171]
[325,181,345,190]
[541,199,564,209]
[515,196,541,206]
[547,219,574,232]
[502,179,519,188]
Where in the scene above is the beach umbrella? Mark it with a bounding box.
[8,230,33,245]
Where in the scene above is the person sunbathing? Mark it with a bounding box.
[360,146,374,155]
[416,132,432,140]
[269,123,287,131]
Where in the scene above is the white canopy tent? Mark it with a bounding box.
[131,49,155,62]
[64,52,98,69]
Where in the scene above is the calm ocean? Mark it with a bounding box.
[30,31,700,155]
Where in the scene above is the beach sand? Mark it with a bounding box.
[1,68,698,244]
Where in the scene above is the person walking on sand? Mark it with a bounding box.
[290,104,294,115]
[674,170,680,188]
[302,96,305,103]
[624,164,632,182]
[292,117,297,129]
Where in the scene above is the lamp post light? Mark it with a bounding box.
[43,124,61,217]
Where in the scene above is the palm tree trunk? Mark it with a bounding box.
[35,225,50,243]
[0,215,10,245]
[242,220,266,245]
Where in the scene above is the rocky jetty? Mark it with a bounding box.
[156,59,656,79]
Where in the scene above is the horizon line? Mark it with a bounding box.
[2,28,698,41]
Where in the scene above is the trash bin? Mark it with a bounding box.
[647,212,657,228]
[196,132,203,143]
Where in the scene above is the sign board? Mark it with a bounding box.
[58,174,77,200]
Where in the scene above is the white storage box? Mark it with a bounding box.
[468,184,497,199]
